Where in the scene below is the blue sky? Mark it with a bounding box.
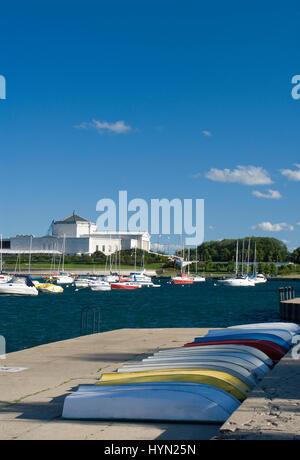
[0,1,299,251]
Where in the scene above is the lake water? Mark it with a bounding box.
[0,278,299,354]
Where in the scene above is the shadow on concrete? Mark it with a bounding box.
[154,423,221,441]
[65,352,150,363]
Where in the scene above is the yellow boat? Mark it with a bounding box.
[97,368,251,401]
[38,283,64,293]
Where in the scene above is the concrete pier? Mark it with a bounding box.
[219,347,300,440]
[1,327,300,440]
[0,328,219,440]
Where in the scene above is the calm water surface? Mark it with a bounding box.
[0,278,299,353]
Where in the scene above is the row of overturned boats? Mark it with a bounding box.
[62,321,300,423]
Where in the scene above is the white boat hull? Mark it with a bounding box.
[193,276,206,282]
[62,382,240,422]
[91,284,111,291]
[221,277,255,287]
[56,276,74,284]
[154,344,273,366]
[0,284,38,296]
[229,322,300,334]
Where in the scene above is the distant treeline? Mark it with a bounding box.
[184,237,294,263]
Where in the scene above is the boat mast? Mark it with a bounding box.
[28,235,33,275]
[235,240,239,276]
[247,238,251,275]
[0,234,2,273]
[241,240,245,276]
[254,242,257,276]
[62,234,66,273]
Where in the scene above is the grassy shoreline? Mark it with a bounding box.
[3,263,300,279]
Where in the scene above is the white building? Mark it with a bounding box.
[5,212,151,255]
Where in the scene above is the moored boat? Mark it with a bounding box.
[97,368,251,401]
[38,283,64,293]
[62,382,241,423]
[110,281,141,290]
[90,281,111,291]
[0,275,38,296]
[172,273,194,285]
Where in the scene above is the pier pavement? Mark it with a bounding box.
[1,327,300,440]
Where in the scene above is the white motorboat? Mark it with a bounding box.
[90,281,111,291]
[128,270,153,286]
[74,278,90,288]
[252,273,267,284]
[75,277,100,288]
[0,273,11,284]
[0,276,38,296]
[221,275,255,287]
[54,273,74,285]
[192,275,206,282]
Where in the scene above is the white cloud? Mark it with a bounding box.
[205,165,273,186]
[208,225,215,230]
[252,222,294,232]
[75,119,132,134]
[202,130,212,137]
[280,164,300,181]
[252,189,282,200]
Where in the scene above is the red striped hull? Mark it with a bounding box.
[111,283,139,290]
[183,339,286,361]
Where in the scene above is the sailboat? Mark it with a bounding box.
[54,235,74,285]
[192,246,205,282]
[221,240,255,287]
[0,234,11,283]
[250,242,267,284]
[172,245,194,285]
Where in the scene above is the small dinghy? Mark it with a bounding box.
[193,333,290,351]
[153,344,273,367]
[229,322,300,334]
[62,382,241,423]
[204,328,294,345]
[97,368,251,401]
[117,362,257,388]
[184,339,286,361]
[141,352,269,380]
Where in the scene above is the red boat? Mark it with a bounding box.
[110,282,140,290]
[183,339,286,361]
[172,273,194,285]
